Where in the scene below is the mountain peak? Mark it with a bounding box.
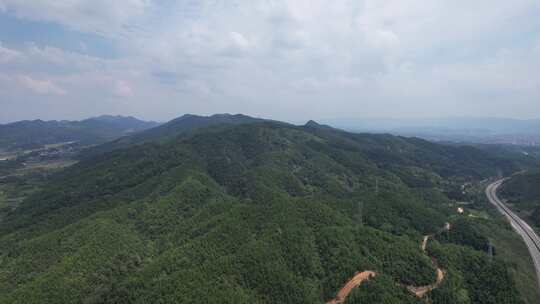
[305,120,321,127]
[304,120,338,131]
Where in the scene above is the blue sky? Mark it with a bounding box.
[0,0,539,123]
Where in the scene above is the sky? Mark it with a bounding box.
[0,0,539,123]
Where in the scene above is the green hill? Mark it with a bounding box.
[82,113,270,157]
[0,121,525,303]
[500,170,540,227]
[0,116,159,151]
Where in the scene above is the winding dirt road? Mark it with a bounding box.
[408,235,445,298]
[421,235,430,251]
[407,267,445,298]
[325,234,445,303]
[326,271,377,304]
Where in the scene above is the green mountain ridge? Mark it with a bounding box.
[0,120,527,303]
[81,113,272,157]
[0,116,159,151]
[500,170,540,228]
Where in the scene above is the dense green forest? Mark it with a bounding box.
[500,170,540,227]
[82,113,268,157]
[0,121,530,303]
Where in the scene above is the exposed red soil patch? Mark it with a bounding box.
[325,234,446,303]
[409,235,445,298]
[326,271,377,304]
[407,267,445,298]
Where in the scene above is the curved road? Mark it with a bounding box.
[326,233,445,303]
[486,179,540,287]
[326,271,377,304]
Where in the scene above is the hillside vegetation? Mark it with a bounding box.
[82,113,268,157]
[0,115,159,151]
[0,121,526,303]
[500,170,540,227]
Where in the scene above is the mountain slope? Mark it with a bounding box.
[0,116,159,151]
[0,122,524,304]
[82,113,271,157]
[500,170,540,228]
[132,113,268,143]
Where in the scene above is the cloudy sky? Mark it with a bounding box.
[0,0,539,123]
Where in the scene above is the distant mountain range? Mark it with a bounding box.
[321,117,540,146]
[4,114,540,154]
[0,115,160,151]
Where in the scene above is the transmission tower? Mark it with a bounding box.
[488,242,494,262]
[357,201,364,226]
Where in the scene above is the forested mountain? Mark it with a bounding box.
[132,113,269,143]
[0,120,527,303]
[500,170,540,227]
[82,113,269,157]
[0,115,159,151]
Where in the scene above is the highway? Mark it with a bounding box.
[486,179,540,287]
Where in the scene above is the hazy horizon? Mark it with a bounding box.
[2,113,540,126]
[1,1,540,123]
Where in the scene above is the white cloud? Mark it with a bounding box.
[0,0,153,36]
[17,75,66,95]
[229,32,251,50]
[217,31,254,58]
[1,0,540,122]
[114,80,134,97]
[0,43,22,63]
[365,29,400,49]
